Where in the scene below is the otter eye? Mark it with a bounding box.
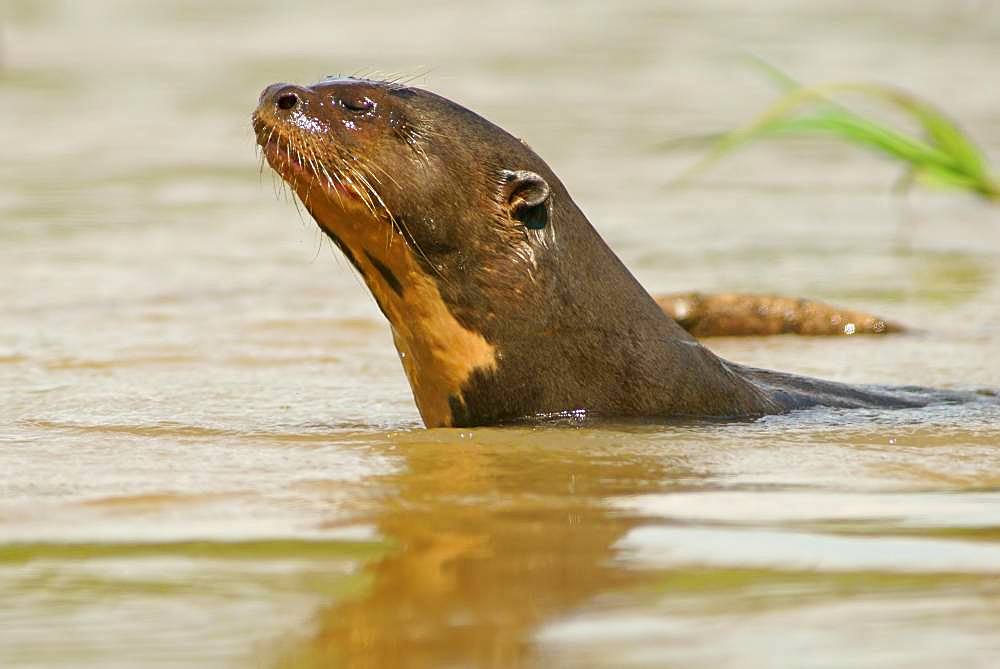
[343,97,375,113]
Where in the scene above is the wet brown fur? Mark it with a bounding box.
[253,77,961,427]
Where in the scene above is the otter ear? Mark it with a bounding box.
[500,170,551,230]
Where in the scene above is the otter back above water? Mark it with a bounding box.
[252,77,982,427]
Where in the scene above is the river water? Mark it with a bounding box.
[2,1,999,667]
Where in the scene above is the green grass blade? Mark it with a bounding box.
[742,54,804,92]
[845,84,990,179]
[765,112,960,170]
[680,78,1000,201]
[740,61,991,179]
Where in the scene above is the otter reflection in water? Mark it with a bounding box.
[274,428,689,668]
[252,77,968,428]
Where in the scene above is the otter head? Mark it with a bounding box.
[252,77,673,426]
[252,76,559,276]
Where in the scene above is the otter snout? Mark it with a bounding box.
[257,82,310,115]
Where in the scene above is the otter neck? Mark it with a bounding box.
[439,203,781,426]
[305,182,776,427]
[302,196,502,428]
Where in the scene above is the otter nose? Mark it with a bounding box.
[258,83,308,113]
[276,91,299,110]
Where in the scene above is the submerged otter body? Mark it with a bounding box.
[252,77,959,427]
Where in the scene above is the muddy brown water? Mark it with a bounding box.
[2,1,999,667]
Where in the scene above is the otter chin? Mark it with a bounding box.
[252,77,961,428]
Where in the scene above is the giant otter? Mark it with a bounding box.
[251,77,955,428]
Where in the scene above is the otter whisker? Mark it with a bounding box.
[310,224,325,262]
[270,165,285,201]
[288,147,312,207]
[397,69,433,86]
[356,167,445,281]
[339,157,447,283]
[411,127,452,140]
[338,167,376,212]
[407,133,431,165]
[308,152,334,209]
[301,139,339,208]
[347,168,390,220]
[362,159,403,191]
[332,165,361,212]
[289,181,308,227]
[384,217,395,252]
[340,165,382,218]
[317,160,347,210]
[263,125,279,184]
[299,149,321,207]
[280,146,298,204]
[345,156,401,250]
[350,157,383,187]
[390,213,450,284]
[351,158,399,251]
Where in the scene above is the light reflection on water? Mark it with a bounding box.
[2,1,1000,667]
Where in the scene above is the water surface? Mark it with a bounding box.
[2,1,999,667]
